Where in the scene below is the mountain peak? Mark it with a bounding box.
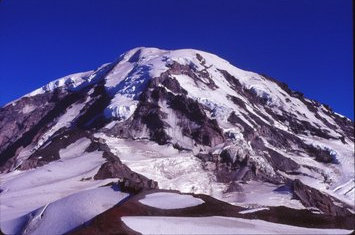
[0,47,354,234]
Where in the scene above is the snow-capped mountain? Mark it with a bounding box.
[0,47,354,234]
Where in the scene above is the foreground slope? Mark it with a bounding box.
[0,47,354,233]
[73,190,352,234]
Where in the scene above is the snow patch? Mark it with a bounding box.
[27,71,93,97]
[21,105,36,114]
[104,95,138,120]
[224,181,305,210]
[139,192,204,209]
[239,207,270,214]
[58,138,92,159]
[248,85,283,107]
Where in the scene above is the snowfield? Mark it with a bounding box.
[0,138,118,234]
[122,216,352,234]
[22,186,128,235]
[1,186,128,235]
[139,192,204,209]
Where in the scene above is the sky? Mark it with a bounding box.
[0,0,353,119]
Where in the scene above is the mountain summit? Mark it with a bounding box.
[0,47,354,234]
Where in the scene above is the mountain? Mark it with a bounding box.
[0,47,354,234]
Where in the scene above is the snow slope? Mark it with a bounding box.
[122,216,351,234]
[22,186,128,235]
[0,138,117,234]
[139,192,204,209]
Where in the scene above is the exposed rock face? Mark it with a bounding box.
[0,64,115,172]
[0,47,354,234]
[108,64,225,148]
[18,128,88,171]
[293,179,353,216]
[17,127,158,193]
[90,139,159,192]
[0,90,71,169]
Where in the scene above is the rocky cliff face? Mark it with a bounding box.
[0,47,353,234]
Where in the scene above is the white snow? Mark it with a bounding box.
[21,104,36,114]
[294,136,355,206]
[58,137,92,159]
[104,94,138,120]
[95,133,227,198]
[103,47,169,120]
[27,71,94,97]
[96,133,305,209]
[139,192,204,209]
[25,62,113,98]
[223,181,305,210]
[261,131,354,209]
[2,47,354,233]
[334,179,355,199]
[0,137,117,234]
[122,216,351,234]
[18,46,348,140]
[239,207,270,214]
[22,186,128,235]
[249,84,283,107]
[18,47,347,141]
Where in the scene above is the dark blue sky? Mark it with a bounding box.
[0,0,353,118]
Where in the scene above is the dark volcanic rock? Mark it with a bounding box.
[227,95,247,109]
[136,99,171,145]
[266,147,299,172]
[109,66,225,147]
[0,93,57,155]
[0,61,116,172]
[75,84,112,129]
[95,160,158,193]
[0,90,88,172]
[304,144,337,164]
[168,94,224,146]
[293,179,353,216]
[168,61,218,90]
